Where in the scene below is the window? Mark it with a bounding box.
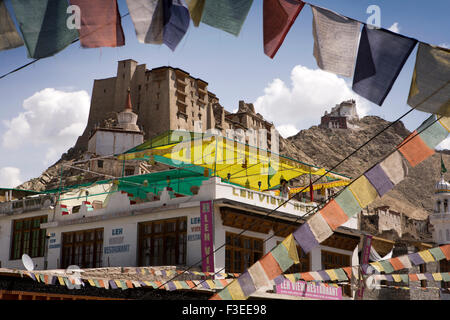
[225,232,263,273]
[138,217,187,266]
[321,250,350,270]
[11,216,48,260]
[97,160,103,168]
[125,167,135,176]
[61,228,103,269]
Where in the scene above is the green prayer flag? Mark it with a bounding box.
[201,0,253,36]
[11,0,78,58]
[335,188,362,218]
[271,242,294,272]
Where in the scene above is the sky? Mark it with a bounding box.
[0,0,449,188]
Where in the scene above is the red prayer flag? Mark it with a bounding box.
[69,0,125,48]
[263,0,305,58]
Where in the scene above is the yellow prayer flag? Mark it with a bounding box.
[325,269,338,281]
[174,281,183,289]
[349,176,379,208]
[115,280,122,288]
[439,117,450,132]
[227,280,246,300]
[418,250,435,263]
[88,279,96,286]
[392,274,402,282]
[285,274,296,283]
[144,281,152,287]
[432,273,443,281]
[206,280,215,289]
[370,262,384,273]
[58,276,65,285]
[281,234,300,264]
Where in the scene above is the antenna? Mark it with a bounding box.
[22,254,35,271]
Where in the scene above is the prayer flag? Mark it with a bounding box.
[293,223,319,254]
[417,114,449,150]
[343,267,352,279]
[398,131,435,167]
[201,0,253,36]
[334,268,348,281]
[418,250,436,263]
[432,273,443,281]
[311,5,360,77]
[439,117,450,132]
[11,0,78,58]
[237,271,257,297]
[389,257,405,271]
[319,199,349,230]
[163,0,190,51]
[407,43,450,116]
[442,273,450,282]
[409,274,419,282]
[429,247,446,261]
[440,244,450,260]
[349,175,379,208]
[379,260,394,274]
[227,280,246,300]
[271,241,294,271]
[309,271,323,281]
[397,255,412,269]
[307,211,333,243]
[281,234,300,264]
[259,252,283,280]
[69,0,124,48]
[218,287,233,300]
[364,164,395,197]
[0,0,23,51]
[263,0,305,59]
[126,0,164,44]
[300,272,315,281]
[400,274,409,283]
[247,261,271,289]
[392,274,402,283]
[352,26,417,106]
[187,0,205,27]
[334,188,362,218]
[370,261,384,273]
[408,252,425,266]
[325,269,338,281]
[285,274,296,283]
[379,151,408,185]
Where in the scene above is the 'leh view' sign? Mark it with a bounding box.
[200,200,214,272]
[276,279,342,300]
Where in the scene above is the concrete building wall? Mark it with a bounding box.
[87,130,144,156]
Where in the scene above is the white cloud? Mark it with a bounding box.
[2,88,90,166]
[388,22,400,33]
[0,167,22,188]
[277,124,299,139]
[439,43,449,49]
[253,65,371,133]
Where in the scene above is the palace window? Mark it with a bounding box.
[61,228,103,269]
[10,216,48,260]
[138,217,187,266]
[225,232,263,273]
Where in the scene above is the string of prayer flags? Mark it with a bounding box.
[162,0,190,51]
[69,0,125,48]
[263,0,305,59]
[293,222,319,254]
[319,199,349,230]
[307,210,333,243]
[126,0,164,44]
[407,43,450,116]
[310,5,360,77]
[0,0,24,51]
[187,0,205,27]
[352,26,417,106]
[10,0,78,59]
[334,188,362,219]
[201,0,253,36]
